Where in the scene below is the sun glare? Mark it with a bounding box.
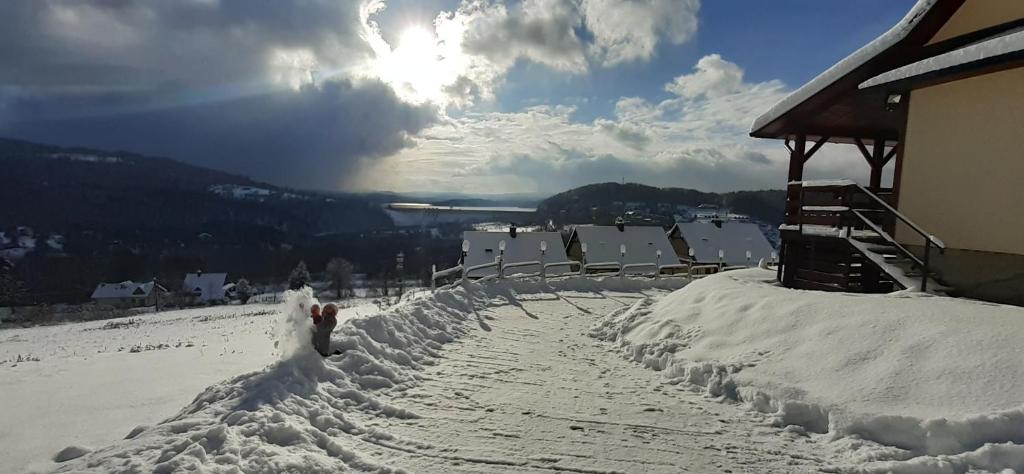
[373,25,460,105]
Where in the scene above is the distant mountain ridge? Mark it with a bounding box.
[536,182,786,227]
[0,137,393,238]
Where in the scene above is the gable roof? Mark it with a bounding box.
[569,226,676,266]
[861,27,1024,90]
[670,222,774,265]
[462,231,569,277]
[183,273,228,300]
[91,281,162,299]
[750,0,983,143]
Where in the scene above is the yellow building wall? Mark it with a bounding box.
[897,67,1024,255]
[927,0,1024,44]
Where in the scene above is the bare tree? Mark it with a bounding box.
[324,258,354,299]
[235,278,253,304]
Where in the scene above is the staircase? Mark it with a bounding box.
[778,181,948,294]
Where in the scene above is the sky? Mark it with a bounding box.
[0,0,916,196]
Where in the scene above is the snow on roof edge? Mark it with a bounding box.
[860,28,1024,89]
[750,0,938,135]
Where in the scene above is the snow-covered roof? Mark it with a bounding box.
[751,0,938,134]
[861,28,1024,89]
[671,222,775,265]
[462,231,569,277]
[183,273,228,301]
[91,281,160,299]
[570,226,676,266]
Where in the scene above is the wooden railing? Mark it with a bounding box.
[783,181,944,291]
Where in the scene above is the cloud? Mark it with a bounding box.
[665,53,747,99]
[459,0,588,74]
[358,56,796,195]
[582,0,701,66]
[425,0,704,106]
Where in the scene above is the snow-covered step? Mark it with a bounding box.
[848,238,945,293]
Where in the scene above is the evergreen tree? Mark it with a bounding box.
[288,261,311,290]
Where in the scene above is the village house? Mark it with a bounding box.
[751,0,1024,305]
[461,229,569,278]
[183,272,228,303]
[667,221,775,267]
[91,281,168,308]
[566,223,677,272]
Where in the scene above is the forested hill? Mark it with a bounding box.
[0,138,393,238]
[536,183,786,226]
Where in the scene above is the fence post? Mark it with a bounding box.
[655,250,662,279]
[431,264,436,292]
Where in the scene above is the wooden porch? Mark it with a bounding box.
[778,178,946,293]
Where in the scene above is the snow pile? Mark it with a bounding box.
[48,284,484,472]
[591,268,1024,473]
[274,287,318,361]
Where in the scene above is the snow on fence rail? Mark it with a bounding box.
[431,259,705,292]
[499,261,542,279]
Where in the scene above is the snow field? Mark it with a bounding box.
[590,268,1024,473]
[0,298,377,473]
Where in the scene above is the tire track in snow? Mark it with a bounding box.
[350,286,830,473]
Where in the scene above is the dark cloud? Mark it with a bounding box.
[0,1,440,190]
[0,1,368,93]
[460,0,587,73]
[2,79,437,190]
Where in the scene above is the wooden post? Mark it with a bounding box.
[781,135,806,287]
[788,135,807,182]
[870,139,885,190]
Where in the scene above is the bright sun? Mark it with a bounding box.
[374,25,458,105]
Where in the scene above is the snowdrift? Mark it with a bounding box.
[52,277,683,473]
[591,268,1024,473]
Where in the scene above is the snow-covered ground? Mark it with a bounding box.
[0,301,376,473]
[592,268,1024,473]
[43,277,846,473]
[9,271,1024,473]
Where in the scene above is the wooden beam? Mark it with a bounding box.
[882,145,898,166]
[870,139,885,189]
[854,138,873,165]
[784,138,794,153]
[803,136,830,163]
[788,135,807,183]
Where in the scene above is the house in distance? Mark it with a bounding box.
[183,272,228,303]
[566,223,677,272]
[91,281,168,308]
[461,229,569,278]
[668,222,775,266]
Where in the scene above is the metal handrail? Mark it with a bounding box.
[849,210,925,269]
[852,183,944,250]
[689,264,720,279]
[620,262,657,277]
[583,261,622,273]
[544,261,581,275]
